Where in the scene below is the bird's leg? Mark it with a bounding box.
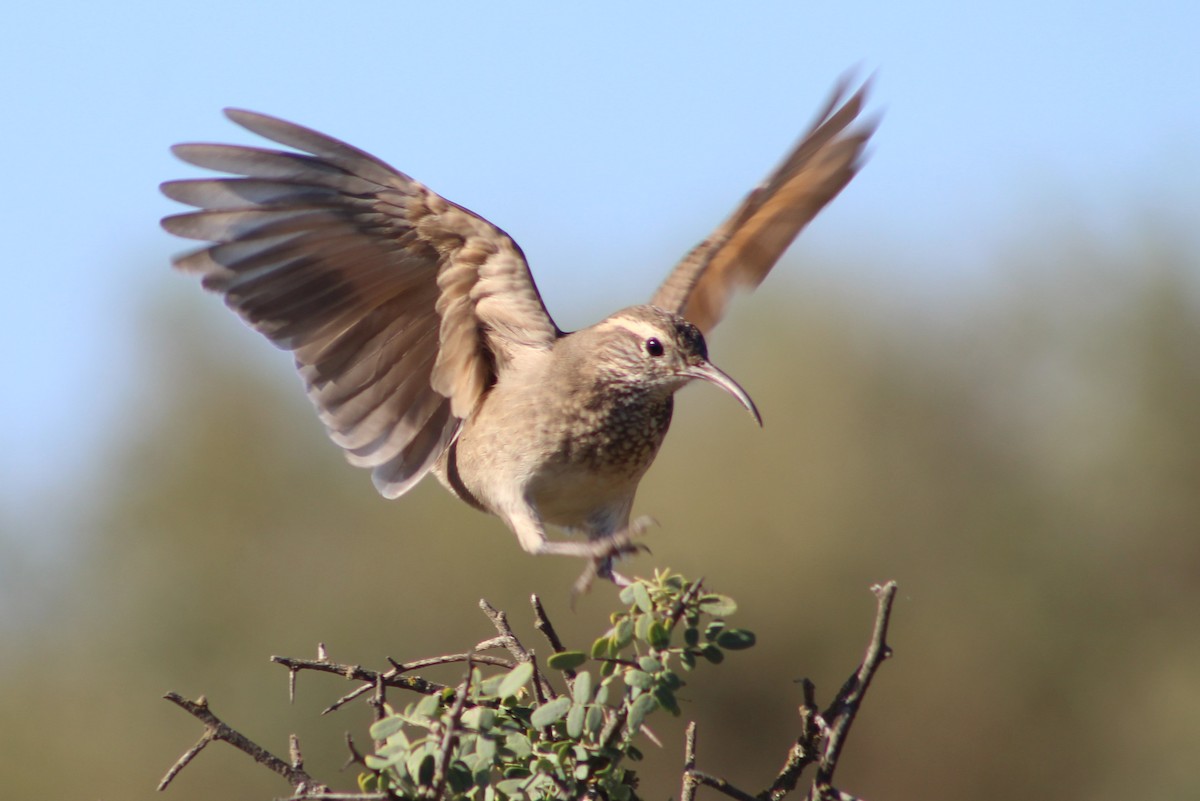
[571,516,656,599]
[503,504,648,561]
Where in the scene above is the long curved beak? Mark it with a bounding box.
[685,360,762,426]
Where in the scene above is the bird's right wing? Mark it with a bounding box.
[161,109,561,498]
[650,77,875,333]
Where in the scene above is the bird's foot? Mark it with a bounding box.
[571,517,656,601]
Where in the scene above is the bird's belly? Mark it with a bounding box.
[527,462,640,529]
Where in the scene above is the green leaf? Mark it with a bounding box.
[363,753,393,771]
[566,703,585,738]
[591,636,611,659]
[648,620,671,650]
[505,732,532,759]
[547,650,588,671]
[447,762,474,792]
[684,626,700,647]
[699,593,738,617]
[478,673,506,698]
[530,695,572,728]
[586,704,605,735]
[637,655,662,674]
[626,693,658,732]
[700,643,725,664]
[572,670,593,705]
[635,613,653,644]
[476,735,497,764]
[661,670,683,690]
[496,778,528,796]
[498,661,535,699]
[652,684,680,715]
[370,715,405,741]
[409,749,435,786]
[715,628,757,650]
[412,693,440,723]
[624,669,654,690]
[631,582,654,613]
[680,650,697,671]
[613,617,634,650]
[704,621,725,641]
[618,585,637,605]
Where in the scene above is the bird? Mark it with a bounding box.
[160,76,875,590]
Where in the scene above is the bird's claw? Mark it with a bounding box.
[570,518,657,601]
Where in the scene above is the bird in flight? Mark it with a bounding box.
[161,75,875,591]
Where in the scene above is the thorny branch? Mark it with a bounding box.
[681,581,899,801]
[157,693,329,795]
[159,581,898,800]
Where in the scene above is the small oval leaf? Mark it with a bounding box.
[635,613,653,644]
[498,661,535,699]
[631,582,654,613]
[715,628,757,650]
[530,695,572,728]
[586,703,605,735]
[648,620,671,650]
[566,703,585,738]
[572,670,594,705]
[370,715,405,741]
[614,618,635,650]
[653,684,681,715]
[624,669,654,690]
[699,593,738,617]
[626,693,658,733]
[548,650,588,671]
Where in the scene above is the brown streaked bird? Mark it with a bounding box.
[160,76,875,590]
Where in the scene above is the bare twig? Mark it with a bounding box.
[762,679,822,801]
[429,656,474,799]
[679,718,759,801]
[531,594,576,691]
[681,721,700,801]
[479,599,529,661]
[271,654,449,714]
[342,733,367,771]
[809,582,897,800]
[322,652,514,715]
[479,598,556,702]
[158,693,327,794]
[677,582,898,801]
[687,770,761,801]
[284,794,388,800]
[667,577,706,631]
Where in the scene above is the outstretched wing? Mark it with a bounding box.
[161,109,560,498]
[650,77,875,333]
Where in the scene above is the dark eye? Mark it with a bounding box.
[645,337,664,357]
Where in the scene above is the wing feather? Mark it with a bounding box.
[161,109,560,498]
[650,77,876,333]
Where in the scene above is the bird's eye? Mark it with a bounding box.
[645,337,664,357]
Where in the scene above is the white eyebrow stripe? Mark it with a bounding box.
[594,316,663,341]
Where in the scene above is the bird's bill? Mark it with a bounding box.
[686,361,762,426]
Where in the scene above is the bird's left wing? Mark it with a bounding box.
[161,109,560,498]
[650,76,876,333]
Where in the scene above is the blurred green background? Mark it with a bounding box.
[3,225,1197,800]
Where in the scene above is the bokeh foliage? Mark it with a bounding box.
[2,227,1197,800]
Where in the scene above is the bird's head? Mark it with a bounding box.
[580,305,761,425]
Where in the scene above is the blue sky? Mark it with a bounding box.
[3,1,1198,538]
